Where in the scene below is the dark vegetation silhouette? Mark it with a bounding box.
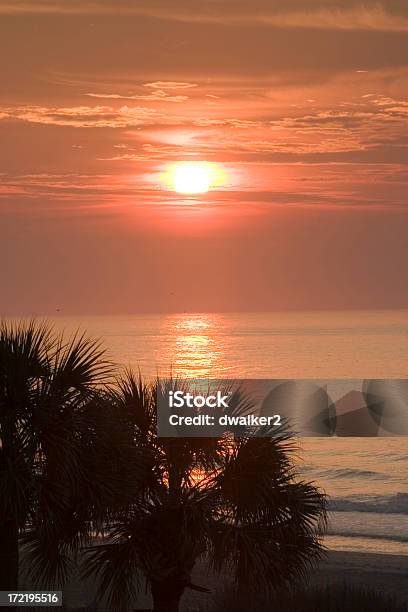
[84,375,327,611]
[1,321,327,612]
[0,321,145,591]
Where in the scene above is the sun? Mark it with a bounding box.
[173,162,212,194]
[163,161,225,194]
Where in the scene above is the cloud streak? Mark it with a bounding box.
[85,91,189,103]
[0,105,164,128]
[145,81,198,90]
[1,1,408,32]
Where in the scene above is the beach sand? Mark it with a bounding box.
[309,551,407,605]
[181,551,408,611]
[22,549,405,610]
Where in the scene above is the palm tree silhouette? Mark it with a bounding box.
[85,374,327,612]
[0,321,144,592]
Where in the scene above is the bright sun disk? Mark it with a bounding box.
[163,161,225,194]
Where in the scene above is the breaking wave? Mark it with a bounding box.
[329,493,408,515]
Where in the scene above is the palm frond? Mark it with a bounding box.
[49,332,113,393]
[83,540,141,611]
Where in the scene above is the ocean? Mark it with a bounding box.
[46,310,408,556]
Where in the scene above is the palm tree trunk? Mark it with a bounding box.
[151,578,184,612]
[0,518,19,590]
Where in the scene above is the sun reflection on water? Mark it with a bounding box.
[161,313,228,378]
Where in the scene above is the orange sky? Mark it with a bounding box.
[1,1,408,314]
